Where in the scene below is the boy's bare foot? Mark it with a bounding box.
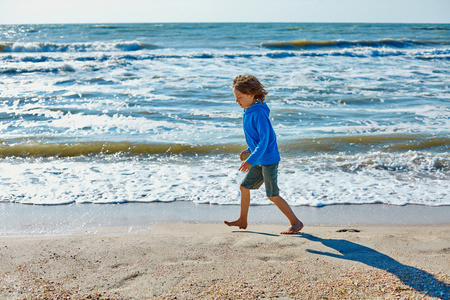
[224,219,247,230]
[281,221,303,234]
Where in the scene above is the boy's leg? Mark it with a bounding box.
[263,163,303,234]
[225,165,264,230]
[268,195,303,234]
[224,186,250,229]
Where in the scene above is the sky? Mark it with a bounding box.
[1,0,449,24]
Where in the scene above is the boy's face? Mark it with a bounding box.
[234,89,255,109]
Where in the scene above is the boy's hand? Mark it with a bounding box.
[239,161,252,172]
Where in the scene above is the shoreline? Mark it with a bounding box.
[1,201,449,236]
[0,223,448,299]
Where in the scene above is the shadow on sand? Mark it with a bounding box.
[300,233,449,299]
[232,230,280,237]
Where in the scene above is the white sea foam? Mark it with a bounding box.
[0,152,448,206]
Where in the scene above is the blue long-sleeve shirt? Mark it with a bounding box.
[243,102,280,166]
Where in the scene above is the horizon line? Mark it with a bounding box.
[1,21,450,25]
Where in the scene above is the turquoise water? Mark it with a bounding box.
[0,23,449,206]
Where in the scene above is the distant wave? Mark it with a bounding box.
[2,49,449,74]
[411,26,449,31]
[261,38,449,50]
[0,41,159,53]
[89,24,121,29]
[0,64,76,75]
[1,135,448,158]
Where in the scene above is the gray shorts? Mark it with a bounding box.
[240,162,280,197]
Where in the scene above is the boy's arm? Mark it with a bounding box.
[245,114,270,166]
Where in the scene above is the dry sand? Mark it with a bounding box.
[0,223,449,299]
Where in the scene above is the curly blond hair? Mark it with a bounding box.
[232,74,268,103]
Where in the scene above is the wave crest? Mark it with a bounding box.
[262,38,448,50]
[1,135,448,158]
[0,41,158,53]
[0,142,245,158]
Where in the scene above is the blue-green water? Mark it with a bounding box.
[0,23,449,206]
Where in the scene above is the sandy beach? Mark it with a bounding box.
[1,222,449,299]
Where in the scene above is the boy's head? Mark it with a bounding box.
[232,75,268,103]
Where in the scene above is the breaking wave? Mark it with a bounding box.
[0,41,159,53]
[1,135,448,158]
[262,38,449,50]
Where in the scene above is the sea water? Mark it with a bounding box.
[1,23,449,208]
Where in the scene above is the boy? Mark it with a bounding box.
[224,75,303,234]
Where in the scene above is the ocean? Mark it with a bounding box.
[1,23,449,208]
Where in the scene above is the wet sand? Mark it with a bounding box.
[1,202,450,236]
